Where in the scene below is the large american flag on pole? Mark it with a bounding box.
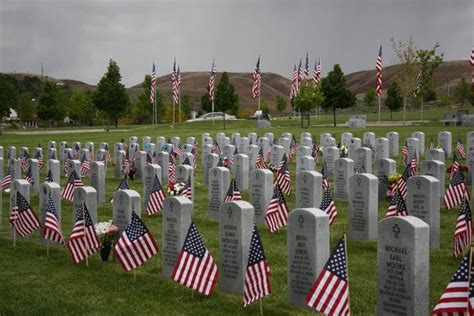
[150,62,156,103]
[169,152,176,184]
[146,175,165,215]
[375,44,383,96]
[114,211,159,272]
[244,226,271,307]
[251,56,261,98]
[208,60,216,101]
[9,192,40,237]
[265,184,289,233]
[171,222,219,296]
[432,251,472,315]
[43,193,64,244]
[471,47,474,88]
[453,197,472,258]
[306,235,350,315]
[290,64,298,99]
[444,169,468,210]
[67,204,100,264]
[312,58,321,85]
[172,59,179,104]
[304,52,309,79]
[62,170,83,201]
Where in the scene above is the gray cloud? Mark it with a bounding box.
[0,0,471,86]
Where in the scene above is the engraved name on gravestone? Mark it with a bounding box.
[208,167,230,220]
[421,160,445,202]
[271,145,285,167]
[386,132,399,157]
[219,201,254,294]
[407,176,440,249]
[374,158,396,201]
[234,154,249,191]
[162,197,193,278]
[176,165,194,202]
[375,137,389,160]
[376,216,429,316]
[412,131,425,156]
[348,138,361,161]
[296,171,322,208]
[39,182,61,243]
[438,131,452,158]
[90,161,105,204]
[203,153,219,187]
[425,148,445,163]
[355,147,372,173]
[288,208,329,309]
[323,146,339,176]
[334,158,354,200]
[143,164,162,209]
[247,145,259,171]
[73,186,97,225]
[249,169,273,224]
[348,173,378,241]
[157,151,169,184]
[112,189,141,233]
[296,156,315,174]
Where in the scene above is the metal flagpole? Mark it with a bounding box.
[212,99,215,125]
[258,79,261,112]
[173,101,175,129]
[178,87,181,123]
[378,95,381,123]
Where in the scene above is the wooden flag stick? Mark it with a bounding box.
[133,270,137,282]
[82,201,89,267]
[13,229,16,248]
[259,298,263,315]
[343,233,351,316]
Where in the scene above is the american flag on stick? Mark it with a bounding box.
[306,235,350,315]
[396,164,413,200]
[410,151,418,176]
[110,176,129,203]
[444,169,468,210]
[432,251,473,315]
[114,211,159,272]
[34,150,44,170]
[251,56,261,98]
[456,137,466,159]
[67,204,100,264]
[224,178,242,202]
[20,151,30,172]
[244,226,271,307]
[276,154,291,195]
[62,170,83,201]
[80,154,91,177]
[146,175,165,215]
[265,184,289,233]
[255,147,268,169]
[2,166,12,191]
[208,60,216,101]
[179,175,192,200]
[320,187,337,225]
[9,192,40,237]
[171,222,219,296]
[43,194,64,244]
[321,162,329,190]
[24,165,33,184]
[289,136,297,161]
[385,188,409,217]
[64,150,73,175]
[150,62,156,103]
[453,197,472,258]
[375,44,383,96]
[122,151,131,176]
[402,140,409,166]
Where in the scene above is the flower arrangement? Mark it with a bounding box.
[387,173,401,197]
[95,220,119,246]
[168,182,184,196]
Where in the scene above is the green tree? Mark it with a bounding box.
[93,59,130,128]
[276,95,287,116]
[415,43,443,123]
[320,64,356,127]
[37,81,67,127]
[180,94,193,119]
[454,78,470,107]
[385,82,403,120]
[17,92,36,122]
[200,93,212,113]
[0,74,18,118]
[68,90,96,125]
[133,74,164,124]
[293,83,325,127]
[363,88,376,107]
[214,72,239,129]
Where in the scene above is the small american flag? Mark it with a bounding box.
[444,169,468,210]
[211,140,221,155]
[320,187,337,225]
[64,151,73,175]
[34,150,44,170]
[375,44,383,96]
[67,205,99,263]
[45,169,53,183]
[21,151,30,172]
[24,165,33,184]
[251,56,261,98]
[312,141,320,165]
[173,143,182,159]
[208,60,217,101]
[255,147,268,169]
[396,164,413,200]
[2,166,12,190]
[43,194,64,244]
[321,162,329,190]
[306,235,350,315]
[410,151,418,175]
[224,178,242,202]
[114,211,159,272]
[276,154,291,195]
[289,136,297,160]
[80,156,91,177]
[150,62,156,103]
[146,175,165,215]
[179,176,192,200]
[110,176,129,203]
[432,251,472,315]
[244,226,271,307]
[62,170,83,201]
[171,222,219,296]
[456,137,466,159]
[402,140,409,166]
[451,154,461,177]
[453,198,472,258]
[265,184,289,233]
[386,188,409,217]
[312,58,321,85]
[9,192,40,237]
[265,142,273,161]
[73,143,81,160]
[122,151,131,176]
[169,153,176,184]
[304,52,309,79]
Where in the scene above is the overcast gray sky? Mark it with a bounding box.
[0,0,472,86]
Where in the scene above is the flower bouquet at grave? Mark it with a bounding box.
[95,220,119,261]
[387,173,401,197]
[167,182,184,196]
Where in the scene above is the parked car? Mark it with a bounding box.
[186,112,237,122]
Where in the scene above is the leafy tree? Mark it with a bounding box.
[320,64,356,127]
[260,101,270,115]
[363,88,376,107]
[385,82,403,120]
[0,75,18,118]
[200,93,212,113]
[454,77,470,107]
[180,94,193,119]
[69,90,96,125]
[17,92,36,122]
[93,59,130,128]
[293,83,325,127]
[276,95,287,115]
[214,72,239,129]
[391,37,418,124]
[415,43,443,123]
[37,81,67,127]
[133,74,164,124]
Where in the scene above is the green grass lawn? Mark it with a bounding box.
[0,111,472,315]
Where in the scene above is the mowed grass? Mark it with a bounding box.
[0,110,472,315]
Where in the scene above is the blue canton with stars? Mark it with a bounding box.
[451,170,466,186]
[320,187,334,210]
[183,223,206,259]
[325,237,348,281]
[47,194,58,219]
[125,211,149,242]
[450,252,470,283]
[460,199,472,222]
[247,226,267,267]
[152,175,163,191]
[74,205,93,226]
